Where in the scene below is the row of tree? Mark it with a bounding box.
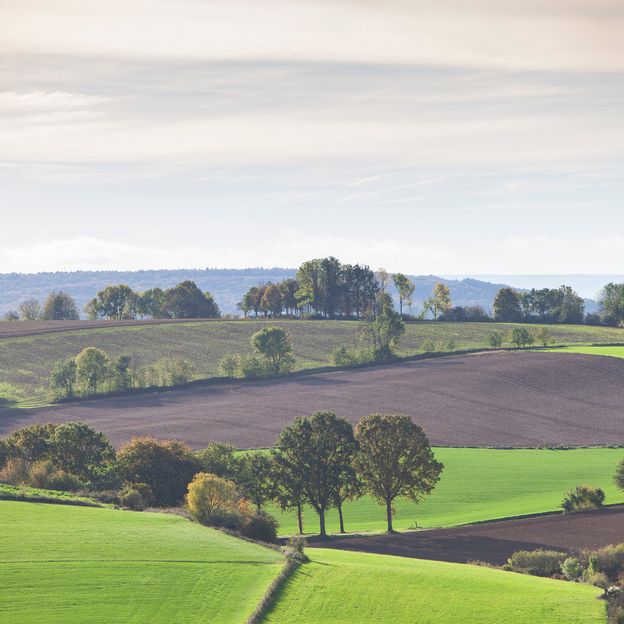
[3,281,221,321]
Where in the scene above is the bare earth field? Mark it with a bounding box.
[316,506,624,565]
[3,351,624,449]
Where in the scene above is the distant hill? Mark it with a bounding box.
[0,269,598,317]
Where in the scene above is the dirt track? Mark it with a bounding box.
[314,506,624,565]
[3,351,624,449]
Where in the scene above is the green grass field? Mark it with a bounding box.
[0,483,108,507]
[0,319,622,407]
[545,345,624,359]
[261,549,605,624]
[267,447,624,535]
[0,501,284,623]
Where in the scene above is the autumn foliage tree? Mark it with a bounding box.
[186,472,239,524]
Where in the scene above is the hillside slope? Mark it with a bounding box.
[0,501,283,624]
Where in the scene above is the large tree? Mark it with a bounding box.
[75,347,111,394]
[355,413,443,533]
[273,411,356,537]
[19,298,41,320]
[493,287,523,322]
[237,453,275,511]
[358,304,405,361]
[163,281,220,318]
[86,284,137,320]
[599,283,624,325]
[42,291,79,320]
[260,283,283,317]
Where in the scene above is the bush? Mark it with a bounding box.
[195,443,239,480]
[286,535,308,561]
[332,346,358,367]
[118,483,154,510]
[421,339,436,352]
[117,437,200,507]
[0,457,31,485]
[588,544,624,581]
[240,510,278,542]
[510,327,534,348]
[219,355,239,378]
[586,571,610,589]
[561,557,586,581]
[488,331,503,348]
[562,485,605,513]
[186,472,239,524]
[28,460,84,491]
[507,549,568,577]
[237,354,268,379]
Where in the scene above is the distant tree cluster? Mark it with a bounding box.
[85,280,220,320]
[3,291,80,321]
[49,347,194,400]
[493,285,585,324]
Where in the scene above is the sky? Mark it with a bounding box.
[1,0,623,275]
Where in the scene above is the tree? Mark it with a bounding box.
[3,310,18,321]
[488,331,503,348]
[555,285,585,324]
[163,281,220,318]
[331,459,361,534]
[535,327,552,347]
[195,442,239,480]
[136,288,166,319]
[493,288,523,322]
[75,347,112,394]
[186,472,239,523]
[423,283,451,320]
[510,327,534,348]
[272,455,306,534]
[4,423,57,462]
[375,268,390,296]
[251,326,295,375]
[86,284,137,320]
[392,273,415,316]
[113,355,132,390]
[117,437,200,506]
[279,278,300,316]
[614,459,624,492]
[19,298,41,320]
[50,357,77,399]
[354,414,443,533]
[599,283,624,326]
[260,283,283,317]
[50,421,115,481]
[42,291,79,320]
[273,412,356,537]
[237,453,275,511]
[358,306,405,361]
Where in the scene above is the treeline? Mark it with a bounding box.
[0,411,443,539]
[50,347,195,400]
[3,280,221,321]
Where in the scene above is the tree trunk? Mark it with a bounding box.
[386,498,394,533]
[319,508,327,538]
[297,502,303,534]
[337,502,345,533]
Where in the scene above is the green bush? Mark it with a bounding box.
[588,544,624,580]
[488,331,503,348]
[240,510,278,543]
[507,549,568,577]
[118,482,154,510]
[236,354,268,379]
[561,557,585,580]
[332,346,358,367]
[28,460,84,491]
[562,485,605,513]
[586,571,610,589]
[219,355,239,377]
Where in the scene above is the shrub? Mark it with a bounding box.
[240,510,278,543]
[195,443,239,480]
[561,557,586,581]
[0,457,31,485]
[28,460,84,491]
[507,549,568,577]
[251,327,295,376]
[421,340,436,352]
[534,327,552,347]
[117,437,199,507]
[562,485,605,513]
[588,544,624,581]
[237,354,268,379]
[488,331,503,348]
[118,483,154,510]
[49,357,78,399]
[332,346,358,367]
[286,535,308,561]
[510,327,534,348]
[219,355,239,378]
[186,472,239,524]
[586,571,610,589]
[446,339,457,351]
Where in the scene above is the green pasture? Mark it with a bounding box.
[267,447,624,535]
[545,345,624,359]
[261,549,605,624]
[0,319,621,407]
[0,501,283,623]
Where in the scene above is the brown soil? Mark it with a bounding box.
[313,506,624,565]
[3,351,624,449]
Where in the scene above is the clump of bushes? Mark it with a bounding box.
[507,549,568,577]
[50,347,195,400]
[331,346,374,367]
[185,472,278,543]
[561,556,585,581]
[118,482,154,510]
[0,457,84,491]
[562,485,605,513]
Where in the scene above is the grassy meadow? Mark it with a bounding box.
[544,345,624,359]
[262,549,605,624]
[0,319,622,407]
[267,447,624,535]
[0,501,284,624]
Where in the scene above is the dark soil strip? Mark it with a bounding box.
[312,506,624,565]
[3,351,624,449]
